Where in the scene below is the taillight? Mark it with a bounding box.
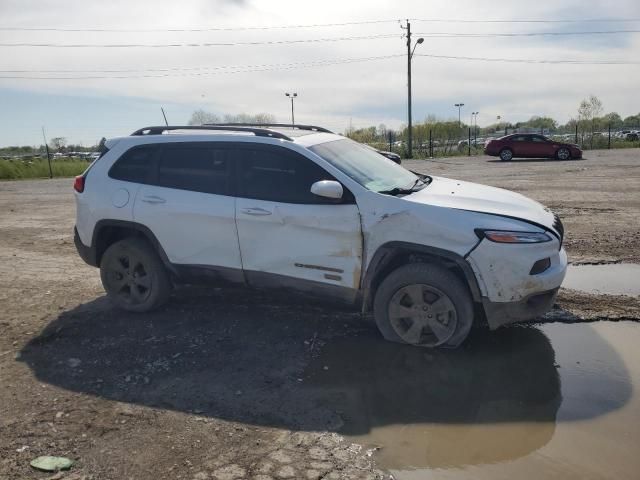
[74,175,85,193]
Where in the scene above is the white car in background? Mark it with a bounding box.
[74,124,567,348]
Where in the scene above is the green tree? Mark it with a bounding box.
[623,114,640,127]
[50,137,67,152]
[524,116,557,130]
[603,112,623,129]
[577,95,604,143]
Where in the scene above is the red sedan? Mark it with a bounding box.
[484,134,582,161]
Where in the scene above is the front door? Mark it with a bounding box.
[530,135,555,157]
[233,144,362,296]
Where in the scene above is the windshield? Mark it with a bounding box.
[309,138,418,193]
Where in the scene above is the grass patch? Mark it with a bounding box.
[0,157,89,180]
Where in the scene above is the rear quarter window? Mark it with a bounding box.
[108,145,157,184]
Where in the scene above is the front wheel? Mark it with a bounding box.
[499,148,513,161]
[373,263,474,348]
[100,237,172,312]
[556,147,571,160]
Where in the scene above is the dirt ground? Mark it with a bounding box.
[1,148,639,479]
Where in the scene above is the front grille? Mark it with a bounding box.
[552,213,564,246]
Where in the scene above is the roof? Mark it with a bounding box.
[124,124,343,148]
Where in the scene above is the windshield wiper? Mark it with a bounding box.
[378,176,430,196]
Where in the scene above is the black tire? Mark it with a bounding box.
[499,148,513,161]
[556,147,571,160]
[100,237,172,312]
[373,263,474,348]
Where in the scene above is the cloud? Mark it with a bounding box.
[0,0,639,144]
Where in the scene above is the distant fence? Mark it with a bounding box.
[368,125,640,159]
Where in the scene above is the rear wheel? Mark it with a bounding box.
[556,147,571,160]
[100,237,172,312]
[373,263,474,348]
[499,148,513,161]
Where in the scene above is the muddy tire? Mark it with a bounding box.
[373,263,474,348]
[499,148,513,161]
[100,237,172,312]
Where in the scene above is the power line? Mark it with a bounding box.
[411,17,640,23]
[0,19,400,32]
[0,54,403,79]
[0,33,400,48]
[1,29,637,48]
[1,17,638,32]
[2,51,637,80]
[414,53,640,65]
[0,55,403,74]
[414,30,640,37]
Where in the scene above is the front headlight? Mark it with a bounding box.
[476,230,552,244]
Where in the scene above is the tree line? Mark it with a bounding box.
[3,98,638,156]
[346,96,640,150]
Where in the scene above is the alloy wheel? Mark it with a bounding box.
[104,253,152,305]
[388,284,458,347]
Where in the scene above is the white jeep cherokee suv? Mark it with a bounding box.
[74,124,567,348]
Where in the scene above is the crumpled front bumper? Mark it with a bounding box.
[466,238,567,329]
[482,288,559,329]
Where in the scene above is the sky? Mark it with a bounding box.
[1,0,639,146]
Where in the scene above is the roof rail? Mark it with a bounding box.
[205,123,334,134]
[130,125,293,141]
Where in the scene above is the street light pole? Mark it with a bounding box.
[454,103,465,128]
[285,92,297,125]
[471,112,479,143]
[403,20,424,159]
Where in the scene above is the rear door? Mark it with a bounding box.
[233,143,363,295]
[133,142,242,273]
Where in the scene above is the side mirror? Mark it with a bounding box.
[310,180,343,200]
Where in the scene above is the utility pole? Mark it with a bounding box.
[285,92,297,125]
[402,20,423,159]
[41,127,52,179]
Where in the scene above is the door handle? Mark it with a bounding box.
[141,195,166,204]
[241,207,272,216]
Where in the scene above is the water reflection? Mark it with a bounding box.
[563,263,640,296]
[308,321,632,471]
[19,291,632,473]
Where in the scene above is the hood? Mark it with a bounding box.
[405,176,556,231]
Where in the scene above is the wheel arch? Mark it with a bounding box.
[91,220,174,273]
[362,241,483,313]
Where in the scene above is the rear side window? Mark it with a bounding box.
[237,146,345,204]
[109,145,156,183]
[157,146,230,195]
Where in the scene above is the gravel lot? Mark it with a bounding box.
[1,149,639,479]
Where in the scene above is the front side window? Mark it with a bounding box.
[531,135,549,143]
[309,138,418,193]
[237,146,340,204]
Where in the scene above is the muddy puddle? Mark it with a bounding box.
[563,263,640,296]
[304,322,640,479]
